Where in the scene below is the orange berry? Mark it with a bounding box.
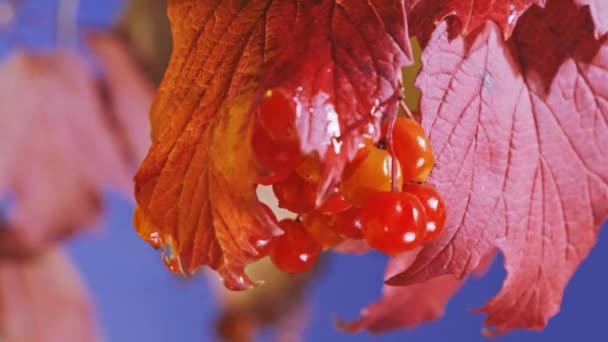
[341,147,403,207]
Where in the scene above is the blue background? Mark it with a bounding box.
[2,1,607,341]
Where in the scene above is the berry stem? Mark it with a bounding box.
[377,82,407,192]
[385,109,399,192]
[399,100,415,120]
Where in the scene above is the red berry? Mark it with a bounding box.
[328,207,363,239]
[258,90,298,142]
[301,212,344,250]
[252,120,301,185]
[341,147,403,207]
[272,173,315,213]
[260,203,279,224]
[360,191,427,255]
[296,153,323,184]
[318,188,351,213]
[403,183,446,242]
[269,219,321,273]
[250,203,278,256]
[384,117,434,183]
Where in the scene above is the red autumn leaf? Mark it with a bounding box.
[385,0,607,335]
[341,250,496,333]
[576,0,608,37]
[0,248,99,341]
[0,34,152,257]
[406,0,606,47]
[406,0,546,44]
[133,0,412,289]
[337,250,462,332]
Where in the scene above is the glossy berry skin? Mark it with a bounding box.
[296,153,323,184]
[269,219,321,273]
[328,207,363,239]
[301,212,344,250]
[341,147,403,207]
[318,188,352,214]
[252,120,301,184]
[385,117,435,183]
[258,90,297,142]
[250,203,278,257]
[272,173,315,213]
[360,191,427,255]
[403,183,446,242]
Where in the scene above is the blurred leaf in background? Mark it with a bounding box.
[0,0,153,339]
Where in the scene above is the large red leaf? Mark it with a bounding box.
[0,249,99,341]
[133,0,411,289]
[387,0,607,334]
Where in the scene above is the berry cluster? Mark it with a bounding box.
[252,91,446,274]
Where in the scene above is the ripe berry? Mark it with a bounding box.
[251,120,301,184]
[385,117,434,182]
[351,136,374,164]
[301,212,344,249]
[296,153,323,184]
[318,188,351,214]
[258,90,298,142]
[403,183,446,242]
[360,191,427,255]
[272,173,315,213]
[328,207,363,239]
[341,147,403,207]
[269,219,321,273]
[250,203,278,256]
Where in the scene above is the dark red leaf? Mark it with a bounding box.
[260,0,413,196]
[406,0,546,45]
[133,0,412,289]
[387,0,607,334]
[576,0,608,37]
